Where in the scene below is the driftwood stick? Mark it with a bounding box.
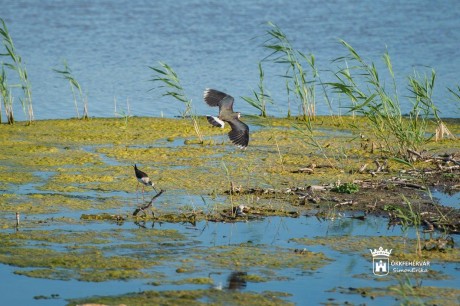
[133,189,165,216]
[407,149,423,158]
[358,163,368,173]
[389,181,427,190]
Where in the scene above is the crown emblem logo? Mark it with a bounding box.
[369,246,392,276]
[369,246,392,257]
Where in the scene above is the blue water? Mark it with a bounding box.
[1,215,458,305]
[2,0,460,121]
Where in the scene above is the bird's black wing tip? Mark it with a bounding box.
[203,88,231,107]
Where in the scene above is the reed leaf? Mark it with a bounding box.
[329,40,442,160]
[149,62,203,143]
[241,61,273,117]
[53,60,87,119]
[0,18,33,124]
[0,66,14,124]
[261,22,318,120]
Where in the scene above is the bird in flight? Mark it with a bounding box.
[203,88,249,148]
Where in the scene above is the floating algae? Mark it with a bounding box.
[198,243,331,272]
[0,116,459,305]
[68,288,294,306]
[332,284,460,305]
[291,235,460,262]
[0,225,190,282]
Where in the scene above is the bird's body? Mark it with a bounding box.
[134,164,157,200]
[204,88,249,148]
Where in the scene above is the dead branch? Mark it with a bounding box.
[133,189,165,216]
[358,163,368,173]
[387,180,427,190]
[407,149,423,159]
[293,167,314,174]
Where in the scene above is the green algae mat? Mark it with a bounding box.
[0,116,459,305]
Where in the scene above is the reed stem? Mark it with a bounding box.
[0,18,33,124]
[149,62,203,143]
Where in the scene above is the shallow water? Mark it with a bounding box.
[2,0,460,121]
[431,189,460,209]
[1,211,459,305]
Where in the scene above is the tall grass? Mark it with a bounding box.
[53,60,88,119]
[114,96,132,127]
[328,40,440,160]
[448,85,460,102]
[221,160,234,215]
[384,196,422,257]
[114,97,132,149]
[448,85,460,114]
[293,119,335,167]
[391,275,424,305]
[255,22,339,166]
[0,18,33,124]
[149,62,203,143]
[0,66,14,124]
[241,61,273,117]
[262,21,318,121]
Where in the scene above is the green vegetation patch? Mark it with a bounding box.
[198,243,331,271]
[0,165,36,187]
[1,117,459,217]
[0,193,124,215]
[0,246,155,281]
[331,182,360,194]
[332,283,460,306]
[67,288,294,306]
[291,235,460,262]
[0,227,189,282]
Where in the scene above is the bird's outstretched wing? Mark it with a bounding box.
[203,88,234,112]
[227,118,249,148]
[206,115,225,128]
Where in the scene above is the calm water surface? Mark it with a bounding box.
[2,0,460,120]
[3,215,458,305]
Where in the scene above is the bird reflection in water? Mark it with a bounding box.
[226,271,247,290]
[210,271,247,291]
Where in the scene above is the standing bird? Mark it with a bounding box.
[133,164,157,200]
[204,88,249,149]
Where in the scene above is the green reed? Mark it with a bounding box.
[0,18,33,124]
[384,196,422,257]
[328,40,440,160]
[114,96,132,128]
[0,66,14,124]
[149,62,203,143]
[262,21,318,121]
[221,160,234,215]
[242,61,273,117]
[391,275,424,305]
[114,96,132,149]
[53,60,88,119]
[448,85,460,108]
